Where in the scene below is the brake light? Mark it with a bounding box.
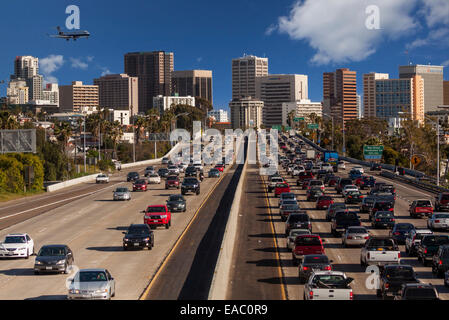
[303,266,309,271]
[309,291,314,300]
[376,219,380,222]
[391,218,395,222]
[436,220,440,223]
[367,253,370,259]
[385,283,389,289]
[347,236,353,239]
[324,266,332,271]
[398,252,401,259]
[349,291,353,300]
[364,236,369,239]
[424,248,428,254]
[394,232,400,235]
[440,260,443,265]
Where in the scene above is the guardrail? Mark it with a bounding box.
[295,132,449,195]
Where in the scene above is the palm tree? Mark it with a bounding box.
[109,121,123,158]
[54,121,72,156]
[0,111,19,129]
[134,116,147,144]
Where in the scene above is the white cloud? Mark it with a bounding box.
[87,56,94,62]
[442,59,449,67]
[407,27,449,49]
[40,54,64,84]
[276,0,418,64]
[70,57,88,70]
[196,57,203,63]
[420,0,449,27]
[265,24,277,36]
[101,67,112,76]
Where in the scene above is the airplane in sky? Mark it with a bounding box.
[49,26,90,41]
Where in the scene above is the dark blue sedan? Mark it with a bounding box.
[390,223,416,245]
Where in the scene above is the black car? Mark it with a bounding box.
[372,211,395,229]
[378,265,419,299]
[336,178,353,194]
[158,168,169,178]
[432,245,449,277]
[181,177,200,195]
[360,195,376,213]
[123,224,154,251]
[435,193,449,212]
[285,212,312,235]
[344,191,363,204]
[417,235,449,266]
[369,200,394,221]
[306,187,323,202]
[389,223,415,244]
[331,211,361,236]
[298,254,333,284]
[127,171,139,182]
[185,166,198,177]
[166,194,187,212]
[371,163,382,171]
[326,203,347,221]
[34,245,74,274]
[395,284,439,300]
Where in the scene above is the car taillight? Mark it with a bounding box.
[424,248,427,254]
[349,291,353,300]
[367,253,370,259]
[385,283,389,289]
[376,219,380,222]
[364,236,369,239]
[398,252,401,259]
[440,260,443,265]
[347,236,353,239]
[309,291,314,300]
[394,232,400,235]
[324,266,331,271]
[436,220,440,223]
[303,266,309,271]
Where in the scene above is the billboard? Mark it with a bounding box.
[0,129,36,154]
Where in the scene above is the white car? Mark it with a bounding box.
[321,163,333,172]
[162,157,170,165]
[292,166,305,176]
[427,213,449,231]
[96,174,109,184]
[68,268,116,300]
[144,166,155,176]
[148,173,161,184]
[193,163,204,171]
[353,166,364,174]
[0,233,34,259]
[342,185,359,197]
[337,161,346,170]
[168,165,180,175]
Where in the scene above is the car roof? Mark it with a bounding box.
[312,270,345,276]
[40,244,67,248]
[6,233,28,237]
[78,268,108,272]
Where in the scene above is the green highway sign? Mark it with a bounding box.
[363,145,384,160]
[307,123,318,129]
[294,117,305,122]
[272,125,282,131]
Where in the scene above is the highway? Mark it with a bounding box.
[0,157,232,300]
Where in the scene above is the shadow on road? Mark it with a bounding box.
[25,295,67,300]
[86,246,125,252]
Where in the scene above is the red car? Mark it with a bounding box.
[274,183,291,198]
[354,176,364,188]
[301,179,312,190]
[292,234,325,265]
[297,172,314,185]
[409,199,434,218]
[133,179,148,192]
[316,196,334,210]
[143,205,171,229]
[328,176,338,187]
[165,176,180,189]
[214,164,224,172]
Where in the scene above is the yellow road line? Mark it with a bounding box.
[139,168,228,300]
[261,175,288,300]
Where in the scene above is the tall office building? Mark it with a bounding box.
[256,74,308,127]
[26,75,43,101]
[6,79,29,105]
[12,56,39,79]
[229,97,264,130]
[94,74,139,116]
[124,51,174,113]
[282,99,322,126]
[153,95,195,115]
[323,68,357,126]
[444,81,449,105]
[399,64,444,112]
[375,76,424,122]
[232,55,268,100]
[42,83,59,106]
[59,81,99,113]
[363,72,389,118]
[172,70,213,104]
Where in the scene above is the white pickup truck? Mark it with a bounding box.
[268,176,284,192]
[360,237,401,267]
[304,271,354,300]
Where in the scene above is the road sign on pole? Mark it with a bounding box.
[411,155,421,166]
[363,145,384,160]
[294,117,304,122]
[307,123,318,130]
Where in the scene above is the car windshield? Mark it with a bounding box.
[78,271,107,282]
[272,178,284,183]
[290,214,309,222]
[146,206,165,213]
[159,169,168,173]
[167,176,178,181]
[422,236,449,246]
[282,194,295,199]
[312,275,348,288]
[284,205,299,211]
[405,288,437,299]
[128,227,149,235]
[319,196,332,201]
[385,267,414,279]
[283,200,297,206]
[304,255,329,264]
[395,224,414,231]
[38,247,66,256]
[296,237,321,246]
[169,195,184,201]
[128,172,138,177]
[290,230,310,237]
[184,178,198,184]
[310,181,322,186]
[116,188,128,193]
[416,200,432,207]
[4,236,26,243]
[375,202,393,209]
[276,184,289,188]
[150,174,159,178]
[135,180,146,184]
[348,228,367,234]
[376,212,394,218]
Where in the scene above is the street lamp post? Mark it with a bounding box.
[83,115,86,173]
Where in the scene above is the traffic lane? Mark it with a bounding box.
[227,164,285,300]
[0,163,225,300]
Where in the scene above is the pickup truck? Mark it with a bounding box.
[331,211,361,236]
[416,234,449,266]
[409,199,434,218]
[360,237,401,268]
[304,271,353,300]
[268,176,285,192]
[377,265,419,299]
[394,283,439,300]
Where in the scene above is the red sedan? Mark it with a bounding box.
[133,179,148,192]
[316,196,334,210]
[165,176,180,189]
[274,183,291,198]
[214,164,224,172]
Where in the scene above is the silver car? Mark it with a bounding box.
[286,229,311,251]
[113,187,131,201]
[427,213,449,231]
[68,269,116,300]
[342,226,370,247]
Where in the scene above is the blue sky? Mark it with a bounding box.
[1,0,448,113]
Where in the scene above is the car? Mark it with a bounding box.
[268,176,285,192]
[337,161,346,170]
[168,165,180,175]
[394,283,439,300]
[181,177,200,195]
[349,169,362,180]
[409,199,433,218]
[34,244,74,274]
[360,195,376,213]
[405,229,433,256]
[278,192,297,208]
[68,269,116,300]
[369,200,394,221]
[342,226,370,247]
[157,168,170,179]
[296,171,314,186]
[185,166,198,177]
[193,163,204,171]
[214,164,224,172]
[304,271,353,300]
[285,212,312,235]
[377,265,419,299]
[371,211,395,229]
[143,205,171,229]
[389,223,415,244]
[165,176,180,189]
[166,194,187,212]
[96,173,109,184]
[342,185,359,197]
[147,173,161,184]
[113,187,131,201]
[286,229,311,251]
[292,234,325,265]
[327,176,339,187]
[331,211,361,236]
[306,187,324,202]
[133,179,148,192]
[307,180,325,192]
[208,168,220,178]
[298,254,333,284]
[370,163,382,171]
[431,245,449,277]
[162,157,169,164]
[427,212,449,231]
[326,203,348,221]
[144,166,155,176]
[292,165,305,176]
[417,235,449,266]
[280,202,301,222]
[122,224,154,251]
[274,183,291,198]
[435,193,449,212]
[344,191,363,204]
[355,176,375,190]
[0,233,34,259]
[336,178,353,194]
[127,172,139,182]
[353,166,364,174]
[316,195,334,210]
[321,163,333,173]
[301,178,313,190]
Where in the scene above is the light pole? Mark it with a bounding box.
[132,115,136,163]
[83,115,86,173]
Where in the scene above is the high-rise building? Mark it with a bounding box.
[444,81,449,105]
[208,109,229,123]
[12,56,39,79]
[124,51,174,113]
[153,95,195,115]
[375,76,424,122]
[59,81,99,113]
[323,68,357,126]
[255,74,308,127]
[281,99,322,126]
[229,97,264,130]
[399,64,444,112]
[363,72,389,118]
[172,70,213,104]
[232,55,268,100]
[42,83,59,106]
[6,79,29,105]
[26,75,43,101]
[93,74,139,116]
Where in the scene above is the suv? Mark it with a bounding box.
[378,265,419,299]
[122,224,154,251]
[307,180,325,192]
[417,235,449,266]
[127,172,139,182]
[405,229,433,256]
[369,200,394,221]
[185,166,198,177]
[181,177,200,195]
[395,284,439,300]
[143,205,171,229]
[336,178,353,194]
[331,211,361,236]
[285,212,312,235]
[435,193,449,212]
